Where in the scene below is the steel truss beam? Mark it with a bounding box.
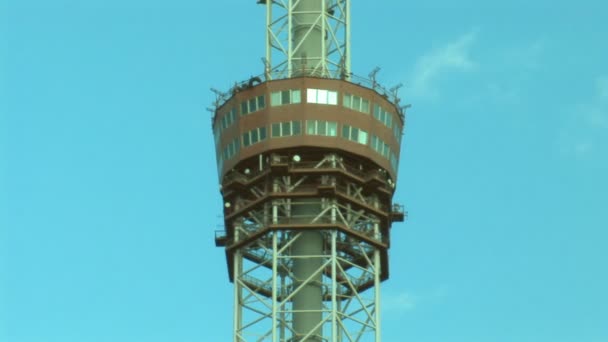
[221,152,395,341]
[234,229,381,341]
[265,0,350,80]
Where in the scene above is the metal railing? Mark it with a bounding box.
[211,68,406,120]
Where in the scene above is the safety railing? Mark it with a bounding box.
[212,68,405,120]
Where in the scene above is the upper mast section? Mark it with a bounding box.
[262,0,351,80]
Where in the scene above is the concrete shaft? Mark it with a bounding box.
[292,200,323,341]
[293,0,324,75]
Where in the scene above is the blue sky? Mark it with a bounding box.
[2,0,607,341]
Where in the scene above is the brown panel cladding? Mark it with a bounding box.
[214,77,404,180]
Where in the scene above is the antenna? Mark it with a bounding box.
[369,67,381,90]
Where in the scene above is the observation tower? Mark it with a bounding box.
[211,1,407,340]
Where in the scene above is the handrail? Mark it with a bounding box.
[211,68,406,121]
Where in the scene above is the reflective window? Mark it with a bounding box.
[222,138,240,160]
[242,126,268,147]
[220,107,237,131]
[216,153,223,177]
[390,151,399,172]
[373,104,393,128]
[214,126,221,146]
[371,135,391,159]
[306,120,337,136]
[215,107,237,146]
[393,124,402,144]
[271,89,302,106]
[343,94,370,114]
[307,88,338,105]
[271,121,302,137]
[241,95,266,115]
[342,124,368,145]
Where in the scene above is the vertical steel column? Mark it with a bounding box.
[292,0,324,75]
[345,0,351,76]
[265,0,272,79]
[272,179,279,342]
[292,225,323,340]
[374,221,382,341]
[321,0,327,76]
[271,232,278,342]
[330,229,338,342]
[233,222,243,342]
[288,0,293,77]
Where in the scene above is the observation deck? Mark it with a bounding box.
[212,71,407,182]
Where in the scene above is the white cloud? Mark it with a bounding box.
[507,40,544,71]
[581,77,608,129]
[382,291,417,312]
[559,76,608,156]
[382,287,447,314]
[409,31,477,99]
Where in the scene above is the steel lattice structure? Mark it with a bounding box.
[265,0,350,79]
[212,1,406,341]
[217,152,404,341]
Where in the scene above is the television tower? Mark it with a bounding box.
[212,1,406,340]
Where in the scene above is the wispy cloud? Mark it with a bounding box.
[409,31,477,99]
[382,291,417,312]
[382,287,447,314]
[559,76,608,156]
[480,40,546,106]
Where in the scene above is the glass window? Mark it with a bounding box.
[373,104,380,119]
[343,94,351,108]
[222,138,240,160]
[306,120,337,136]
[271,121,301,137]
[242,127,267,147]
[292,90,301,103]
[292,121,301,135]
[382,142,390,158]
[243,132,251,147]
[318,121,326,135]
[241,95,265,115]
[390,151,399,172]
[362,99,370,113]
[306,120,315,135]
[327,122,337,136]
[317,89,328,104]
[393,124,402,143]
[307,89,337,105]
[371,135,389,159]
[328,91,337,105]
[344,94,370,113]
[281,122,290,135]
[272,89,301,106]
[343,124,368,145]
[353,97,361,111]
[373,104,395,128]
[281,90,290,104]
[259,127,267,140]
[307,89,316,103]
[272,123,281,137]
[359,130,368,145]
[271,92,281,106]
